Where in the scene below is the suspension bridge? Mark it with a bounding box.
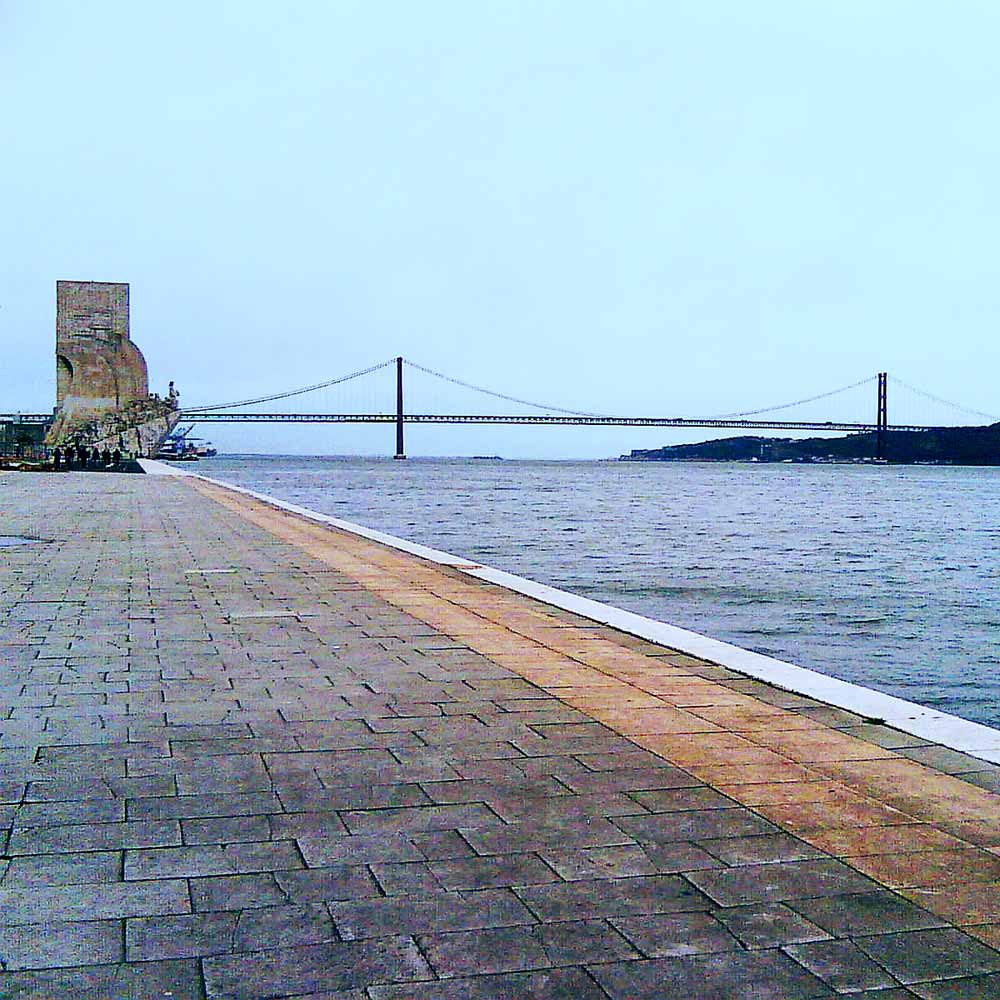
[179,358,993,460]
[5,358,994,460]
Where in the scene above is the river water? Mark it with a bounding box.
[206,456,1000,729]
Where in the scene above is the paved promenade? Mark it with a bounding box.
[1,471,1000,999]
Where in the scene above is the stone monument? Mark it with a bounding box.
[54,281,149,417]
[46,281,179,455]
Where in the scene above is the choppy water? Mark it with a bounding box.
[207,456,1000,728]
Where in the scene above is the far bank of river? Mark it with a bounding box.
[622,425,1000,464]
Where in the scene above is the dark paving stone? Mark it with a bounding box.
[0,781,26,804]
[127,910,238,960]
[419,925,553,977]
[202,936,432,997]
[419,919,637,977]
[371,861,442,895]
[911,974,1000,998]
[429,853,559,890]
[116,778,210,806]
[298,832,426,866]
[182,815,271,845]
[399,717,502,745]
[516,737,635,762]
[127,903,336,960]
[854,928,1000,985]
[275,866,381,902]
[487,791,647,824]
[614,808,779,843]
[127,791,282,821]
[329,888,536,940]
[0,879,190,922]
[0,918,122,970]
[960,771,1000,795]
[230,902,339,952]
[898,745,996,775]
[790,891,948,936]
[39,741,168,763]
[841,724,932,750]
[516,874,709,921]
[698,831,824,865]
[629,787,737,812]
[411,830,476,860]
[787,938,902,992]
[125,840,302,879]
[149,763,274,798]
[0,958,204,1000]
[368,966,607,998]
[575,750,685,771]
[339,803,501,834]
[641,840,726,873]
[552,765,700,795]
[0,850,121,886]
[268,811,348,839]
[169,736,300,757]
[611,911,741,958]
[279,782,430,811]
[455,756,584,782]
[7,819,180,854]
[530,918,639,965]
[12,798,125,826]
[461,817,635,855]
[712,903,832,949]
[686,858,880,906]
[307,754,460,788]
[23,778,117,802]
[538,841,713,880]
[590,949,834,999]
[190,872,290,911]
[852,992,923,1000]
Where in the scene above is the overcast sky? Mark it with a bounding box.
[2,1,998,457]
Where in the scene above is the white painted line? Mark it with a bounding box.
[162,464,1000,762]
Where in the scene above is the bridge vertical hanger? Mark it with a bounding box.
[876,373,888,460]
[394,357,406,459]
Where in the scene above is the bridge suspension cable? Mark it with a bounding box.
[403,359,608,417]
[710,375,878,420]
[888,376,997,424]
[183,358,397,412]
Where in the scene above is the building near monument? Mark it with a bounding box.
[46,281,178,455]
[0,418,47,460]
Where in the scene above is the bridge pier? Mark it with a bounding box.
[394,356,406,459]
[876,372,888,461]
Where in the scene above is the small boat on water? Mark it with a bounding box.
[155,426,217,461]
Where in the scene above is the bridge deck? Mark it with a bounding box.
[0,412,939,432]
[1,471,999,998]
[176,412,933,432]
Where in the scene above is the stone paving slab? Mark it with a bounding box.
[0,470,998,998]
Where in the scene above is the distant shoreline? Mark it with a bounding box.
[621,425,1000,466]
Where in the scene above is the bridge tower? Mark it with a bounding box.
[394,356,406,459]
[876,372,888,460]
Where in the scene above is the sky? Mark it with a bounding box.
[2,1,998,457]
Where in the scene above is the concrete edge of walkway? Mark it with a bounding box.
[140,458,1000,762]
